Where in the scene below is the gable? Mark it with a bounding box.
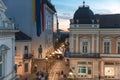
[0,0,7,10]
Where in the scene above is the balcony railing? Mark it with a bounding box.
[66,52,120,58]
[68,53,100,58]
[23,53,33,59]
[100,53,120,58]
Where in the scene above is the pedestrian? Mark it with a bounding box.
[41,73,45,80]
[34,64,37,72]
[61,70,64,75]
[38,45,42,58]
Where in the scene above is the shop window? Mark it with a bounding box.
[105,67,115,76]
[88,67,92,74]
[78,66,86,74]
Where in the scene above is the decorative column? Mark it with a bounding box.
[96,32,99,53]
[100,61,104,80]
[76,34,78,53]
[92,34,94,53]
[70,34,73,52]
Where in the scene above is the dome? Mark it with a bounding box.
[70,2,97,24]
[73,6,94,20]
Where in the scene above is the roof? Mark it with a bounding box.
[73,6,94,20]
[95,14,120,28]
[72,3,95,24]
[43,0,56,12]
[15,31,32,41]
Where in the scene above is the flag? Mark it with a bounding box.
[32,0,45,37]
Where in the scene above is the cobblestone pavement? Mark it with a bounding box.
[16,59,69,80]
[48,60,69,80]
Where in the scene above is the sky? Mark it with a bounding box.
[51,0,120,31]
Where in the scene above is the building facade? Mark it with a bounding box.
[0,0,18,79]
[15,31,32,78]
[4,0,56,58]
[68,2,120,80]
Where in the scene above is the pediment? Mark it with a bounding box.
[0,44,10,53]
[0,0,7,10]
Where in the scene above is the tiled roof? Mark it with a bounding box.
[95,14,120,28]
[15,31,32,41]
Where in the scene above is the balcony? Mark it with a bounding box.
[100,53,120,58]
[0,20,19,32]
[68,53,100,58]
[23,53,33,59]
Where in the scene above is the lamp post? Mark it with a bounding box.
[67,69,75,80]
[45,56,48,72]
[45,56,48,80]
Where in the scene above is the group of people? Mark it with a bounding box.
[36,71,46,80]
[58,70,67,80]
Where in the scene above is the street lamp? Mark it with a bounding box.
[69,69,73,76]
[45,56,48,72]
[45,56,48,80]
[67,69,75,80]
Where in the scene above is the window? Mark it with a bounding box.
[0,55,2,77]
[78,66,92,75]
[88,67,92,74]
[78,66,86,74]
[24,46,28,54]
[15,47,17,56]
[24,63,28,72]
[104,42,110,54]
[82,42,88,53]
[0,14,3,26]
[118,42,120,54]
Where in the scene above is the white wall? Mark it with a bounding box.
[0,36,15,80]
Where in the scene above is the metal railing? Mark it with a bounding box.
[23,53,33,59]
[68,53,100,58]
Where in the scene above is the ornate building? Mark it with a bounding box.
[15,31,32,78]
[0,0,18,79]
[4,0,56,58]
[68,2,120,80]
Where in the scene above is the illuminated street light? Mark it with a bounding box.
[69,69,73,76]
[45,56,48,60]
[52,52,55,55]
[45,56,48,73]
[67,69,75,80]
[49,54,52,57]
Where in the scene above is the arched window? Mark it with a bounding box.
[0,44,9,77]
